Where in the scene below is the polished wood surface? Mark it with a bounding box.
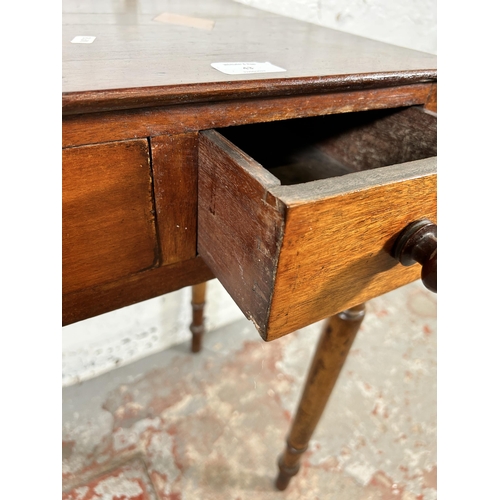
[62,139,157,296]
[276,304,366,490]
[62,0,436,114]
[392,219,437,292]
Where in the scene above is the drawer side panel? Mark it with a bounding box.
[198,130,284,333]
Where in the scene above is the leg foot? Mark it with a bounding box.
[190,282,207,353]
[275,442,307,490]
[274,303,366,489]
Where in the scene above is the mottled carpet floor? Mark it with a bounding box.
[62,281,436,500]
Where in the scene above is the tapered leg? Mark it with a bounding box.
[275,303,366,490]
[190,282,207,353]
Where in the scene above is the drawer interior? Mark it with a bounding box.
[217,106,436,186]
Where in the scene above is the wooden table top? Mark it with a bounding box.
[62,0,437,114]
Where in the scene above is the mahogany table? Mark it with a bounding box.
[63,0,437,490]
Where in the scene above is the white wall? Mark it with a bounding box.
[62,0,437,387]
[234,0,436,55]
[62,280,246,386]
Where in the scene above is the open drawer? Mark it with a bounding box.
[198,106,437,341]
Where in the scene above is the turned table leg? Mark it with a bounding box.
[190,282,207,353]
[275,303,366,490]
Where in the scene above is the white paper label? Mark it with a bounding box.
[211,62,286,75]
[71,36,96,44]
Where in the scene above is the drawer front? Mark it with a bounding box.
[198,107,437,341]
[266,163,436,338]
[63,139,158,295]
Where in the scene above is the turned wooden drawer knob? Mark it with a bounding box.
[392,219,437,293]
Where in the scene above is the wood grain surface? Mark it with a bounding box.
[63,140,158,296]
[63,257,214,326]
[266,160,437,340]
[425,83,437,112]
[198,130,284,330]
[151,133,198,265]
[62,83,434,148]
[62,0,436,114]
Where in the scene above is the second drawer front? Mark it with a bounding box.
[63,139,158,295]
